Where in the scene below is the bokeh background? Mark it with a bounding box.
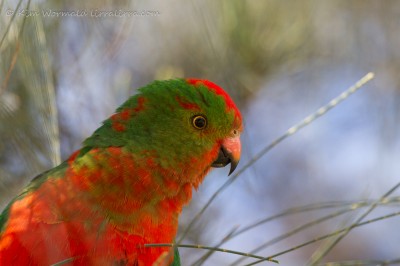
[1,1,400,265]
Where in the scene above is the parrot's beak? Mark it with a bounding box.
[211,135,241,176]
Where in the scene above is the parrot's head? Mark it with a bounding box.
[182,78,242,176]
[85,78,242,187]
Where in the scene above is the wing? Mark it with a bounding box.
[0,162,69,265]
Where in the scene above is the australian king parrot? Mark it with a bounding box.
[0,78,242,265]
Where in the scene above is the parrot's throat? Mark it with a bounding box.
[67,147,215,235]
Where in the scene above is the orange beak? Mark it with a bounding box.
[211,135,241,175]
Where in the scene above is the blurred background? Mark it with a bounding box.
[1,0,400,265]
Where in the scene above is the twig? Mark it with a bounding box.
[144,243,279,264]
[309,181,400,265]
[243,209,400,265]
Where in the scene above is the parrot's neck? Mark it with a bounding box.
[66,146,215,238]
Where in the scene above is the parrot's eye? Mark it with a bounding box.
[192,115,207,130]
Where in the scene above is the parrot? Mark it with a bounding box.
[0,78,242,266]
